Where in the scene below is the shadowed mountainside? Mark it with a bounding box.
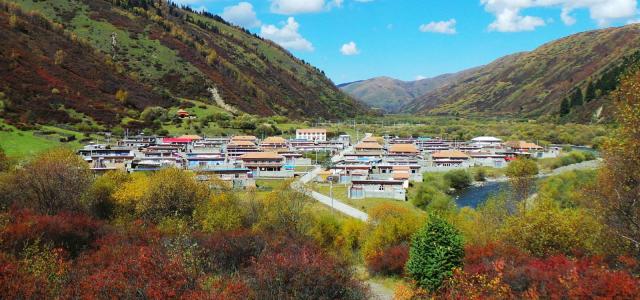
[0,0,365,128]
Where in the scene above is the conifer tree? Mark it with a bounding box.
[406,214,464,292]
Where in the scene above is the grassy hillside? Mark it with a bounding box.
[405,24,640,120]
[0,0,363,131]
[339,72,472,113]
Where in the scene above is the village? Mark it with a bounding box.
[77,128,559,203]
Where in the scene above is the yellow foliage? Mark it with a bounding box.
[115,89,128,103]
[338,218,367,252]
[54,49,64,65]
[362,203,424,259]
[253,180,310,235]
[194,192,244,232]
[9,14,18,29]
[112,172,150,213]
[500,197,604,256]
[206,50,217,65]
[393,282,429,300]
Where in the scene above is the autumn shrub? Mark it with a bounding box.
[84,170,129,219]
[365,244,409,276]
[254,182,311,236]
[338,218,366,253]
[306,211,344,251]
[113,168,209,222]
[66,232,195,299]
[500,197,604,256]
[361,203,423,259]
[0,245,69,299]
[13,148,92,214]
[537,170,596,208]
[197,229,266,274]
[248,241,368,299]
[449,243,640,299]
[194,192,244,232]
[0,209,105,257]
[184,277,255,299]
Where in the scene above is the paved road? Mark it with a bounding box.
[294,166,369,221]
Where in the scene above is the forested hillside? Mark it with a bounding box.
[403,24,640,121]
[0,0,364,129]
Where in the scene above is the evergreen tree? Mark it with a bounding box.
[560,98,571,116]
[585,81,596,102]
[406,214,464,292]
[570,88,584,108]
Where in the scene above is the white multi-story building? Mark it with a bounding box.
[296,128,327,142]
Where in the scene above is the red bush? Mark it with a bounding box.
[184,277,255,300]
[440,243,640,299]
[365,244,409,276]
[249,241,368,299]
[0,209,106,257]
[65,232,194,299]
[0,252,52,299]
[196,229,265,273]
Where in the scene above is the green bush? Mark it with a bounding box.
[444,169,472,190]
[411,184,449,210]
[406,214,464,292]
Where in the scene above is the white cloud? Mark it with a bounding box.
[628,18,640,24]
[481,0,638,32]
[270,0,344,14]
[415,75,427,80]
[419,19,457,34]
[221,2,261,28]
[560,7,576,25]
[340,41,360,55]
[260,17,314,51]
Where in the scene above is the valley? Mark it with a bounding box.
[1,0,640,298]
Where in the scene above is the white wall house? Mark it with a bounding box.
[296,129,327,142]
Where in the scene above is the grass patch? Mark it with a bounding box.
[312,183,421,215]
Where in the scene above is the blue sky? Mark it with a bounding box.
[175,0,639,83]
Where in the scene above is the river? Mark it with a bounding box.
[453,181,510,208]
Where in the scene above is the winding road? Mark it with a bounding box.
[295,165,369,221]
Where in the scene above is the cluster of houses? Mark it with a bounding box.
[78,129,344,188]
[77,128,557,201]
[317,135,558,201]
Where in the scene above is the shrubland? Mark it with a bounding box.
[0,149,369,299]
[390,64,640,298]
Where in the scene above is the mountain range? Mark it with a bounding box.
[341,24,640,120]
[0,0,364,128]
[337,71,475,113]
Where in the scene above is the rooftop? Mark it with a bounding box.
[355,142,383,149]
[239,152,285,160]
[432,150,471,159]
[261,136,287,144]
[389,144,419,153]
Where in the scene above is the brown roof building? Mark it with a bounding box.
[505,141,543,151]
[260,136,289,151]
[239,152,285,171]
[388,144,420,156]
